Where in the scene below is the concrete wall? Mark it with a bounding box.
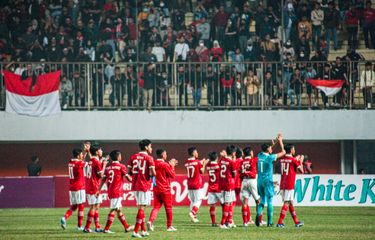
[0,110,375,141]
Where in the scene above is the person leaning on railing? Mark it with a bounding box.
[360,62,375,109]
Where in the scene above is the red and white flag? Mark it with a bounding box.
[307,79,344,96]
[3,70,61,117]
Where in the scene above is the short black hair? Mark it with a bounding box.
[236,148,243,158]
[208,151,218,161]
[243,147,252,157]
[72,148,83,158]
[90,144,101,156]
[261,143,271,152]
[285,144,295,154]
[31,156,39,162]
[226,145,237,155]
[139,139,152,150]
[156,149,165,158]
[110,150,121,161]
[188,147,197,157]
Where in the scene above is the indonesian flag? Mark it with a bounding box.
[307,79,344,96]
[3,70,61,117]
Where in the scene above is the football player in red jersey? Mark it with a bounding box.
[276,144,304,228]
[97,150,134,233]
[60,148,87,231]
[219,145,237,229]
[127,139,156,238]
[147,149,178,232]
[184,147,208,223]
[205,151,223,227]
[84,145,108,233]
[239,146,260,226]
[233,148,243,214]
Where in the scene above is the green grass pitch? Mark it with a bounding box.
[0,206,374,239]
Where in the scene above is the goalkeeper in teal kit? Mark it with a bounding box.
[255,134,285,227]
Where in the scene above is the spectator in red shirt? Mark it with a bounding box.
[213,6,229,47]
[220,68,234,106]
[346,4,360,49]
[363,1,375,49]
[210,40,223,62]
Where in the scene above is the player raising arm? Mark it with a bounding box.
[185,147,208,223]
[127,139,156,238]
[255,133,286,227]
[60,148,87,231]
[147,149,178,232]
[276,144,304,228]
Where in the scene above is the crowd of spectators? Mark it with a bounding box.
[0,0,374,109]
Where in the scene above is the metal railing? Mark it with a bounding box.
[0,61,374,110]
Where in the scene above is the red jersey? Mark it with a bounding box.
[279,155,301,190]
[68,159,87,191]
[105,161,128,199]
[240,156,258,179]
[206,161,220,193]
[154,159,175,193]
[219,157,236,191]
[86,157,103,194]
[234,158,242,189]
[184,158,203,190]
[127,152,155,192]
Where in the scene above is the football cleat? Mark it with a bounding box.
[60,217,66,230]
[95,228,104,233]
[167,226,177,232]
[131,232,143,238]
[83,228,93,233]
[126,225,135,232]
[226,222,236,228]
[147,221,154,232]
[141,231,150,237]
[219,224,229,229]
[189,212,199,223]
[243,222,249,227]
[295,221,304,228]
[267,223,274,227]
[276,223,286,228]
[77,226,84,231]
[255,215,260,227]
[211,223,218,227]
[103,229,115,234]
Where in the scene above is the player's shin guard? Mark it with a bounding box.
[289,204,299,224]
[209,206,216,224]
[134,209,144,233]
[84,210,95,230]
[104,212,115,231]
[242,205,248,224]
[278,204,288,225]
[64,204,77,220]
[94,210,101,229]
[118,213,129,229]
[77,204,85,227]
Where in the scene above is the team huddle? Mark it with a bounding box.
[60,134,304,238]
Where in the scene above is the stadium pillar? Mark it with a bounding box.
[340,141,345,174]
[353,140,358,174]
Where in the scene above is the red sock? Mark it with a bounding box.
[247,206,251,222]
[94,210,101,229]
[289,204,299,224]
[221,205,229,225]
[228,205,234,224]
[209,206,216,224]
[64,204,77,220]
[77,204,84,227]
[191,206,199,216]
[166,206,173,228]
[278,205,288,225]
[118,213,129,229]
[134,209,144,233]
[259,213,263,223]
[84,210,94,230]
[104,212,115,231]
[141,214,146,232]
[242,205,248,224]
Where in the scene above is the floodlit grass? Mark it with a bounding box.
[0,206,374,239]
